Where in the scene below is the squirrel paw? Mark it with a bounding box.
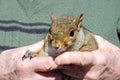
[22,50,37,60]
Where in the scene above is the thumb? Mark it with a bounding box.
[27,40,44,53]
[55,51,106,66]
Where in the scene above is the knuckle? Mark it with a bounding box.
[93,51,107,65]
[16,59,30,72]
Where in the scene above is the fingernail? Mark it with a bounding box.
[55,57,62,65]
[55,54,69,65]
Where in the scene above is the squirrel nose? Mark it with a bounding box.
[54,46,59,50]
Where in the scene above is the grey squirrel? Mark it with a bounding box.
[22,12,98,61]
[39,13,98,57]
[22,13,98,80]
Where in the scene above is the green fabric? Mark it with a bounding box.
[0,0,120,52]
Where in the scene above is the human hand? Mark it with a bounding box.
[0,40,62,80]
[55,35,120,80]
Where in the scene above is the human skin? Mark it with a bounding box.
[55,35,120,80]
[0,35,120,80]
[0,40,62,80]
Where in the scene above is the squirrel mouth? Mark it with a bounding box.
[52,47,66,54]
[54,47,66,52]
[55,50,66,56]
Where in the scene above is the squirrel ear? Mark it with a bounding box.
[51,12,56,23]
[73,13,83,27]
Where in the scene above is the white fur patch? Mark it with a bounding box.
[44,42,61,56]
[71,27,85,51]
[42,27,85,56]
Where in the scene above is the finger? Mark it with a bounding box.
[1,40,44,55]
[55,51,94,66]
[20,70,62,80]
[18,56,59,72]
[31,57,58,71]
[59,65,107,80]
[58,64,81,70]
[55,51,106,66]
[94,35,119,50]
[27,40,44,53]
[35,70,62,80]
[60,66,90,79]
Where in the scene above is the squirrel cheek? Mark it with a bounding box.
[70,35,77,42]
[65,41,72,47]
[48,34,53,40]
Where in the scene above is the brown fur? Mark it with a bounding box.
[23,13,98,80]
[39,13,98,56]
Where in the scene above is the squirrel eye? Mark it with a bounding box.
[69,30,74,37]
[49,29,51,33]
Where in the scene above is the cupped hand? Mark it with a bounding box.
[1,36,120,80]
[55,35,120,80]
[0,40,62,80]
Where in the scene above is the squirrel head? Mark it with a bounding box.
[48,13,83,52]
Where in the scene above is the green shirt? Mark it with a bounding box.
[0,0,120,52]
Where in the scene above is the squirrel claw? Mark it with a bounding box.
[22,50,37,60]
